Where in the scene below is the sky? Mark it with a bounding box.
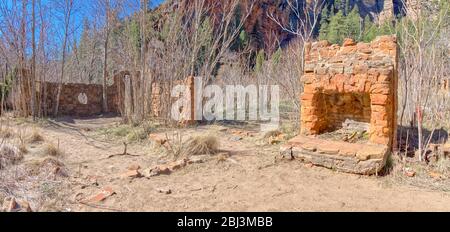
[71,0,165,41]
[0,0,166,52]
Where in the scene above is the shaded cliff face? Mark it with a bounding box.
[166,0,295,53]
[353,0,404,19]
[240,0,294,52]
[157,0,402,52]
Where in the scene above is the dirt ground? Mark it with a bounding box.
[2,116,450,212]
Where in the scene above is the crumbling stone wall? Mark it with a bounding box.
[8,69,122,117]
[150,76,196,124]
[301,35,398,147]
[11,69,197,121]
[114,72,196,124]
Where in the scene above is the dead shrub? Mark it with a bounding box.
[182,135,219,157]
[43,143,63,157]
[161,132,184,158]
[0,144,24,169]
[263,130,282,139]
[216,153,230,163]
[434,157,450,175]
[0,127,14,139]
[25,157,68,178]
[18,143,28,154]
[27,129,45,144]
[163,134,220,159]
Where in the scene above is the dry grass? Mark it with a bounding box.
[27,129,45,144]
[42,143,63,157]
[385,154,450,192]
[98,122,155,143]
[216,153,230,163]
[0,143,24,169]
[0,127,14,139]
[263,130,282,139]
[163,133,220,159]
[18,143,28,154]
[182,135,220,157]
[25,157,68,177]
[0,156,68,212]
[433,157,450,175]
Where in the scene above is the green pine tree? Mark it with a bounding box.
[333,0,349,13]
[254,49,265,73]
[362,15,377,42]
[271,48,282,66]
[378,20,394,36]
[319,7,330,41]
[344,6,361,41]
[327,10,346,44]
[239,30,249,48]
[345,0,351,14]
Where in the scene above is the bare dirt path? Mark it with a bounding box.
[17,117,450,212]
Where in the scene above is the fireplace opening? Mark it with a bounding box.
[315,92,372,143]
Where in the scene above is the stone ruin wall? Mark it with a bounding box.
[301,35,398,148]
[10,69,195,120]
[150,76,195,122]
[115,72,196,123]
[44,82,119,117]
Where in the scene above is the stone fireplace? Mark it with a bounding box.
[281,36,398,175]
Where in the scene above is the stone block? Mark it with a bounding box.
[371,94,389,105]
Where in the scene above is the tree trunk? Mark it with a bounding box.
[102,0,110,113]
[54,0,73,117]
[38,0,46,117]
[54,40,67,117]
[31,0,36,121]
[102,31,109,113]
[20,0,28,117]
[140,0,149,119]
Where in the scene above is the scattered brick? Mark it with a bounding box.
[87,186,116,203]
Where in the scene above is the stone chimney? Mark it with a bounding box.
[280,36,399,175]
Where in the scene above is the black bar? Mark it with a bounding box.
[0,212,447,231]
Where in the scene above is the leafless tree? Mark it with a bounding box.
[265,0,324,125]
[31,0,37,120]
[396,0,449,161]
[268,0,323,70]
[102,0,112,113]
[202,0,255,82]
[37,0,50,117]
[94,0,121,113]
[54,0,74,117]
[140,0,148,120]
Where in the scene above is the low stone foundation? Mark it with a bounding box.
[281,136,388,175]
